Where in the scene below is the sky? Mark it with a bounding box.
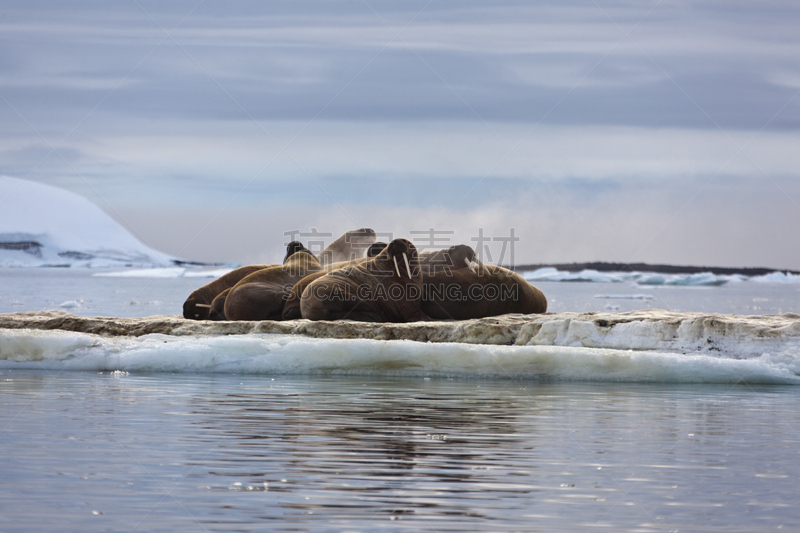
[1,0,800,269]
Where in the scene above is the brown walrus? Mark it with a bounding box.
[299,238,429,323]
[419,244,478,276]
[281,242,389,320]
[422,262,547,320]
[207,287,232,321]
[183,264,275,320]
[223,242,322,321]
[202,242,311,321]
[183,231,375,320]
[318,228,378,266]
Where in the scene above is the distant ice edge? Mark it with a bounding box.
[87,266,800,285]
[521,267,800,285]
[1,311,799,384]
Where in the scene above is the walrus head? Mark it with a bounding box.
[377,238,420,280]
[419,244,480,275]
[284,241,315,263]
[367,242,388,258]
[319,228,378,265]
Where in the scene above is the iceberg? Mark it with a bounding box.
[0,175,180,268]
[521,268,633,283]
[751,271,800,284]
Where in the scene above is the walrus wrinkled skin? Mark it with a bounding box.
[422,262,547,320]
[281,242,389,320]
[224,242,322,321]
[300,238,429,323]
[183,264,274,320]
[318,228,377,266]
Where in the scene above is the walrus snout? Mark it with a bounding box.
[385,238,417,279]
[183,298,200,319]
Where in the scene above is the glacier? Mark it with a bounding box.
[0,175,179,267]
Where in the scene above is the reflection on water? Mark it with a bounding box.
[2,371,800,532]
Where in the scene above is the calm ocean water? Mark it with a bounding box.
[1,267,798,317]
[1,268,800,531]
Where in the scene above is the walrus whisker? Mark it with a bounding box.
[393,256,402,278]
[402,252,412,279]
[194,303,212,308]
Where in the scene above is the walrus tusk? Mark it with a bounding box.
[393,255,402,278]
[402,252,412,279]
[194,303,212,308]
[464,257,476,273]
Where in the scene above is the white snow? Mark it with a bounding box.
[0,175,179,267]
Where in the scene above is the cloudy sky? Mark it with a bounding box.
[2,0,799,268]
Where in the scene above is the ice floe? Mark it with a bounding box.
[1,310,798,384]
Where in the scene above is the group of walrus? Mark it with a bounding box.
[183,228,547,323]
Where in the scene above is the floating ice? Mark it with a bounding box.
[636,272,731,286]
[94,267,186,278]
[1,311,799,384]
[183,268,235,278]
[522,269,790,286]
[594,294,654,300]
[522,268,632,283]
[93,267,234,278]
[751,272,800,284]
[0,329,796,384]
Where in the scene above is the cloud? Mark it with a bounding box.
[110,174,800,270]
[1,1,799,268]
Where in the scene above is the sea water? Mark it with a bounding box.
[1,268,800,531]
[2,373,800,532]
[1,267,799,317]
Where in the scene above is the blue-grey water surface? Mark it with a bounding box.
[1,267,798,317]
[2,269,800,531]
[2,371,799,532]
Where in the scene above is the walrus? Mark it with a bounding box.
[317,228,377,266]
[183,231,374,320]
[183,264,275,320]
[419,244,478,276]
[422,262,547,320]
[201,243,309,321]
[223,242,322,321]
[282,243,477,320]
[300,238,429,323]
[207,287,232,321]
[281,242,389,320]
